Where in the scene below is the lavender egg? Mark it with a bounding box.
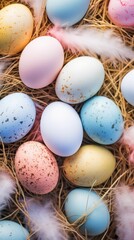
[80,96,124,145]
[0,93,36,143]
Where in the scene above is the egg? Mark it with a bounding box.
[63,145,116,187]
[80,96,124,145]
[121,69,134,106]
[46,0,91,27]
[19,36,64,89]
[64,188,110,236]
[0,3,33,55]
[108,0,134,28]
[0,93,36,143]
[55,56,105,104]
[0,220,29,240]
[40,101,83,156]
[15,141,59,194]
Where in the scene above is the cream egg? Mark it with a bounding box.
[55,56,105,104]
[63,145,116,187]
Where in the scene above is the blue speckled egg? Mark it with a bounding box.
[0,92,36,143]
[64,188,110,236]
[0,220,29,240]
[46,0,91,27]
[80,96,124,145]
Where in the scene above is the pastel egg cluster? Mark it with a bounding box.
[0,0,133,239]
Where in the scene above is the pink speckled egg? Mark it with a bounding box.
[108,0,134,28]
[19,36,64,89]
[14,141,59,194]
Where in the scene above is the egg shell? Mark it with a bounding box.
[15,141,59,194]
[46,0,91,27]
[40,101,83,157]
[64,188,110,236]
[121,69,134,106]
[19,36,64,89]
[0,93,36,143]
[0,220,29,240]
[0,3,33,55]
[80,96,124,145]
[108,0,134,28]
[63,145,116,187]
[55,56,105,104]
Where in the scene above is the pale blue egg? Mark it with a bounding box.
[0,93,36,143]
[46,0,91,27]
[64,188,110,236]
[80,96,124,144]
[0,220,29,240]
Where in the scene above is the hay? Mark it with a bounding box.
[0,0,134,239]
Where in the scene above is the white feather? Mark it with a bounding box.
[0,170,16,212]
[121,126,134,149]
[0,62,7,88]
[114,184,134,240]
[0,62,6,75]
[120,126,134,163]
[26,199,68,240]
[48,26,134,61]
[21,0,46,27]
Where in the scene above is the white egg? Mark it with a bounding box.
[121,69,134,106]
[40,101,83,157]
[55,56,105,104]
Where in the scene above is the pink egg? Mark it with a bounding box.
[19,36,64,89]
[14,141,59,194]
[108,0,134,28]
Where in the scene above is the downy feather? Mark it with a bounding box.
[26,198,68,240]
[21,0,46,28]
[0,170,16,212]
[48,26,134,61]
[114,184,134,240]
[120,126,134,163]
[0,61,8,88]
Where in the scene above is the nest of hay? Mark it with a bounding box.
[0,0,134,239]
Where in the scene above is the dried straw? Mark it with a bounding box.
[0,0,134,239]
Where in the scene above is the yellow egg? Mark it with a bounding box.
[0,3,33,55]
[63,145,116,187]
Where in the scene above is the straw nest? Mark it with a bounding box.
[0,0,134,239]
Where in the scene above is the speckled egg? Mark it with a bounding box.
[0,93,36,143]
[64,188,110,236]
[19,36,64,89]
[0,220,29,240]
[80,96,124,144]
[55,56,105,104]
[15,141,59,194]
[40,101,83,157]
[121,69,134,106]
[63,145,116,187]
[108,0,134,28]
[0,3,33,55]
[46,0,91,27]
